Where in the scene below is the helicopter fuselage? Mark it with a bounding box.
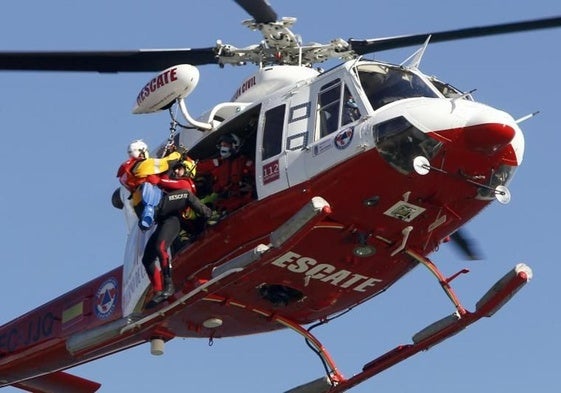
[0,59,524,389]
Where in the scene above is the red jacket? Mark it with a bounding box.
[197,154,254,212]
[116,151,182,192]
[148,174,196,194]
[117,157,143,191]
[197,155,254,195]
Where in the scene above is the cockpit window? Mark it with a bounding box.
[429,77,474,101]
[373,116,442,175]
[358,64,438,110]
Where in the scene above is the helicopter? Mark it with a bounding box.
[1,0,560,392]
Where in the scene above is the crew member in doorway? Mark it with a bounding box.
[197,133,255,214]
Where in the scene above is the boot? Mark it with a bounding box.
[145,272,167,309]
[146,283,172,309]
[162,276,175,298]
[146,293,166,309]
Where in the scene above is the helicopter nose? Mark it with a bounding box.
[463,122,516,155]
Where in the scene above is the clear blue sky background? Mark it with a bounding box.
[1,1,560,392]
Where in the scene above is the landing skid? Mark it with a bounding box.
[284,258,532,393]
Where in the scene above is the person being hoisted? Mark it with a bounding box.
[113,140,151,224]
[117,139,150,192]
[117,139,185,230]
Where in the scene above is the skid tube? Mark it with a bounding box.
[284,252,532,393]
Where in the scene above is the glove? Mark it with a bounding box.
[206,210,223,226]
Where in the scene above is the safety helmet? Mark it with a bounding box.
[128,139,149,159]
[174,158,197,178]
[345,97,358,109]
[217,133,241,159]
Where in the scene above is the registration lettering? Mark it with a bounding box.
[272,251,382,292]
[0,312,55,355]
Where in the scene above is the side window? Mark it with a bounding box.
[262,105,285,160]
[316,79,342,140]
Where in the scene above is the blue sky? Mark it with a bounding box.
[1,1,560,392]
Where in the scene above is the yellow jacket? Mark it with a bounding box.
[132,151,181,178]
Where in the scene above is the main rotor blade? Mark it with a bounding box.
[235,0,277,23]
[0,48,217,73]
[350,15,561,55]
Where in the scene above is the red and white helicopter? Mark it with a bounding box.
[1,1,560,392]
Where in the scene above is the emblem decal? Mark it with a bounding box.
[94,278,118,319]
[334,127,354,150]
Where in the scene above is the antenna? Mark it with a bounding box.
[401,35,432,69]
[516,111,540,123]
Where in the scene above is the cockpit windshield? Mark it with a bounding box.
[357,64,438,110]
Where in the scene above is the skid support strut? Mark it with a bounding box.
[406,249,468,315]
[204,295,345,385]
[283,252,532,393]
